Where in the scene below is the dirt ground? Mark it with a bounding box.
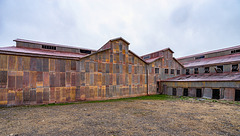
[0,99,240,136]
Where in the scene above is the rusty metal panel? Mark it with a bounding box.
[16,76,23,88]
[55,87,60,102]
[43,72,49,87]
[17,57,23,71]
[36,88,43,104]
[60,60,65,72]
[8,76,15,89]
[36,58,43,71]
[37,72,43,87]
[43,58,49,72]
[7,90,15,105]
[23,72,29,88]
[50,72,55,87]
[76,73,80,86]
[8,56,16,70]
[50,59,55,71]
[65,60,71,72]
[30,57,37,71]
[176,88,183,96]
[76,86,80,100]
[0,71,7,88]
[224,88,235,100]
[203,88,212,99]
[15,89,23,105]
[60,72,65,87]
[49,87,55,103]
[0,55,8,70]
[71,60,76,71]
[23,88,30,104]
[188,88,196,97]
[66,72,71,86]
[55,73,60,87]
[30,71,37,88]
[55,59,60,72]
[0,89,7,105]
[71,73,76,86]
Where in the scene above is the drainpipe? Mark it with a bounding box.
[147,65,149,95]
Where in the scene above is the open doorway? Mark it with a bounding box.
[172,88,176,96]
[156,81,160,93]
[183,88,188,96]
[196,89,202,97]
[235,89,240,101]
[212,89,220,99]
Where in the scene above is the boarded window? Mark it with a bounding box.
[186,69,190,75]
[232,64,239,72]
[165,69,168,74]
[155,68,159,74]
[204,67,209,73]
[194,68,199,74]
[171,69,174,74]
[177,70,180,75]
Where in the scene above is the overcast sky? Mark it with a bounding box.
[0,0,240,57]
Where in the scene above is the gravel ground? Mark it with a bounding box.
[0,99,240,136]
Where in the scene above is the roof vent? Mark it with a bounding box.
[42,45,56,50]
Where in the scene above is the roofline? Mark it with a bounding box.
[80,48,111,60]
[109,37,130,45]
[141,48,174,57]
[14,38,97,51]
[129,50,147,64]
[173,57,184,68]
[177,44,240,60]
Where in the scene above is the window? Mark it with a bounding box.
[195,55,205,60]
[231,49,240,54]
[165,69,168,74]
[171,69,174,74]
[204,67,210,73]
[177,70,180,75]
[143,55,150,60]
[80,49,91,54]
[186,69,190,75]
[232,64,239,72]
[42,45,56,50]
[194,68,199,74]
[215,65,223,73]
[155,68,159,74]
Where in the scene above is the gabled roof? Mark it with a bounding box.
[182,53,240,68]
[0,46,86,60]
[129,50,147,64]
[177,44,240,60]
[14,38,97,51]
[141,47,174,58]
[109,37,130,45]
[163,72,240,82]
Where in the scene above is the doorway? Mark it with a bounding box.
[212,89,220,99]
[183,88,188,96]
[196,89,202,97]
[235,90,240,101]
[172,88,176,96]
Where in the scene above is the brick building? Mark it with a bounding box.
[0,37,239,106]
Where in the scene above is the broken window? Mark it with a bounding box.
[212,89,220,99]
[142,55,150,60]
[232,64,239,72]
[80,49,91,54]
[231,49,240,54]
[155,68,159,74]
[177,70,180,75]
[165,69,168,74]
[195,55,205,60]
[194,68,199,74]
[42,45,56,50]
[186,69,190,75]
[171,69,174,74]
[235,89,240,101]
[196,89,202,97]
[204,67,210,73]
[215,66,223,73]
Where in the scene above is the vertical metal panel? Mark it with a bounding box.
[9,56,16,70]
[43,58,49,72]
[23,88,30,104]
[0,71,7,88]
[55,59,60,72]
[66,72,71,86]
[71,73,76,86]
[43,72,49,87]
[0,55,8,70]
[60,72,65,87]
[0,89,7,105]
[203,88,212,99]
[37,72,43,87]
[17,57,23,71]
[30,88,36,102]
[60,60,65,72]
[50,72,55,87]
[71,60,76,71]
[36,58,43,72]
[30,57,37,71]
[30,71,37,88]
[50,59,55,72]
[8,76,15,89]
[16,76,23,88]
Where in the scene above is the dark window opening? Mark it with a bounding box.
[42,45,56,50]
[205,67,210,73]
[186,69,190,75]
[172,88,176,96]
[143,55,150,60]
[155,68,159,74]
[196,89,202,97]
[171,69,174,74]
[232,64,239,72]
[215,66,223,73]
[177,70,180,75]
[183,88,188,96]
[156,81,160,93]
[80,49,91,54]
[195,55,205,60]
[212,89,220,99]
[194,68,199,74]
[231,49,240,54]
[235,90,240,101]
[165,69,168,74]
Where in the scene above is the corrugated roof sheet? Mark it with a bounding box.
[144,56,162,63]
[0,46,87,59]
[182,53,240,68]
[164,72,240,82]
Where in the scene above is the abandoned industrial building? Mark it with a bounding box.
[0,37,239,106]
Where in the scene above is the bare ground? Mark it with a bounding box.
[0,99,240,136]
